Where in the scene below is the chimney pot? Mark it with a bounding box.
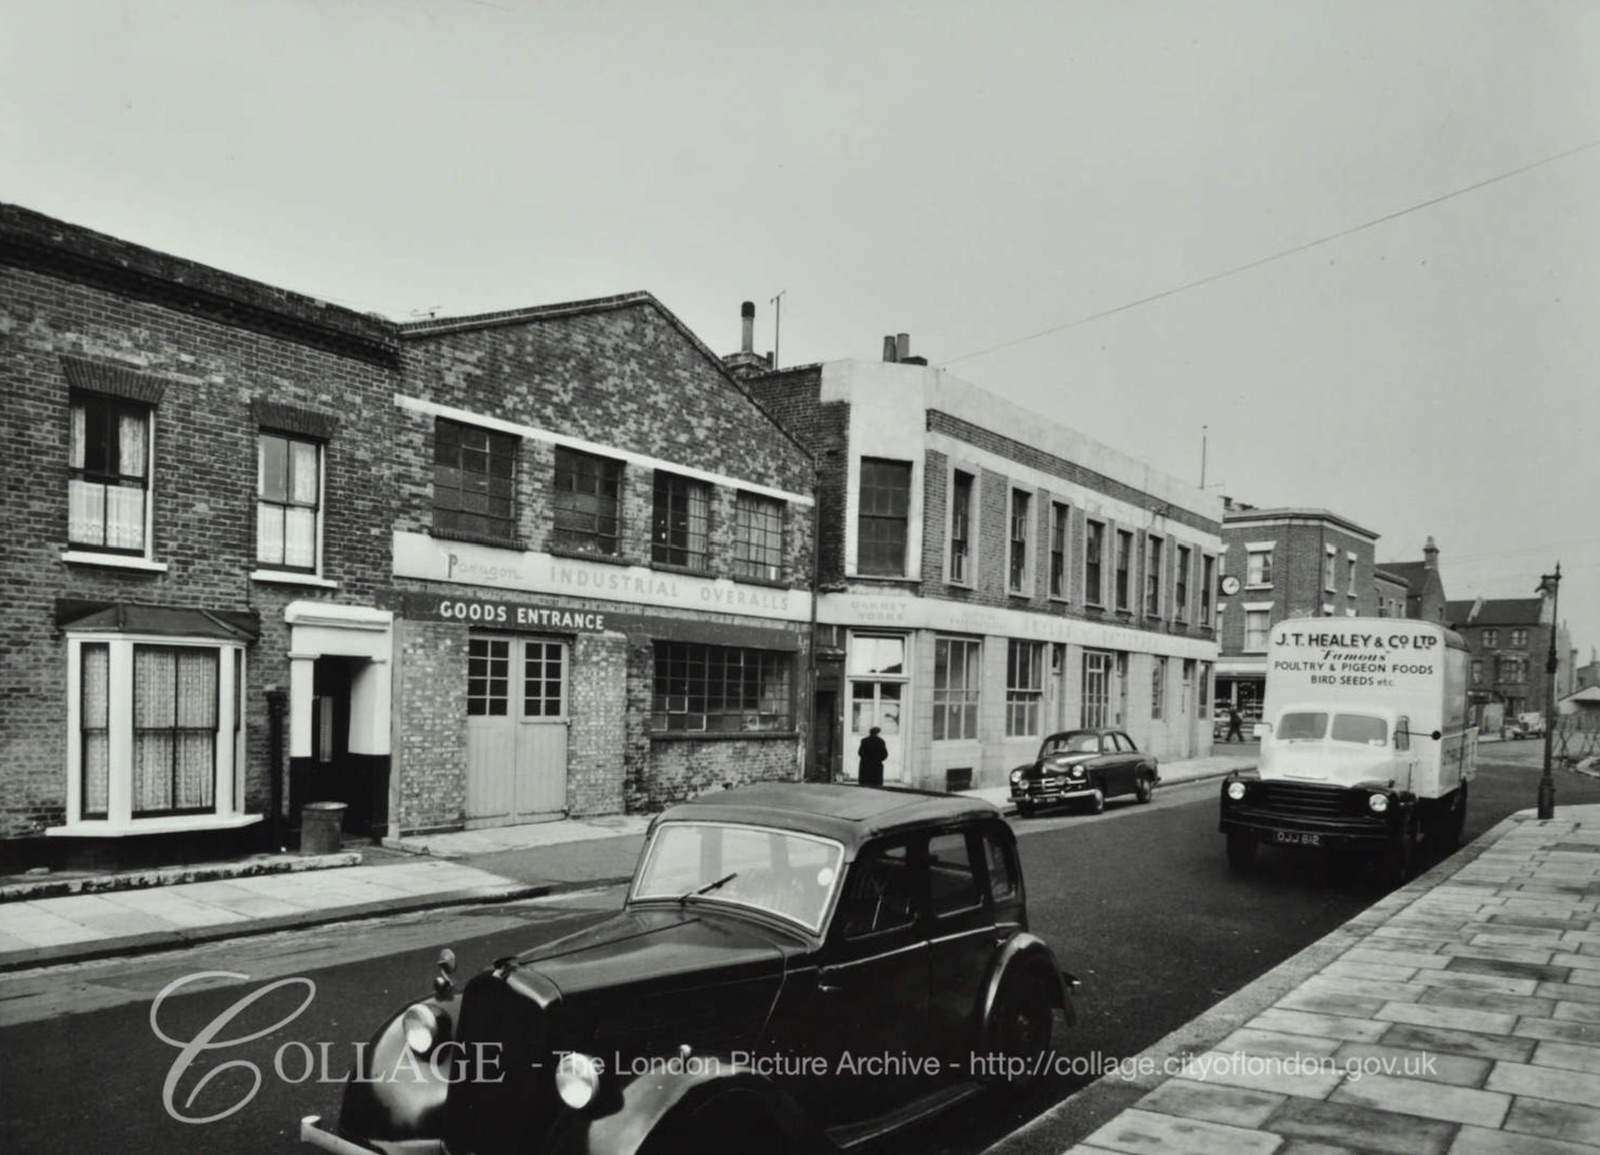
[896,333,911,360]
[740,301,755,354]
[882,335,898,362]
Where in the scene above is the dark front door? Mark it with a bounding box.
[290,657,383,837]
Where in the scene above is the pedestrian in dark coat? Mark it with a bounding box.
[1226,707,1243,743]
[857,726,888,787]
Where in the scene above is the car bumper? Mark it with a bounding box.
[300,1116,443,1155]
[1011,782,1099,806]
[1219,811,1396,850]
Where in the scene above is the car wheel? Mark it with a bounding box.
[1134,775,1154,804]
[1226,830,1256,871]
[1382,816,1418,888]
[988,968,1054,1092]
[1085,788,1105,815]
[1444,783,1468,850]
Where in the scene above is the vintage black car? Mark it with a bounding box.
[1008,728,1160,816]
[301,783,1075,1155]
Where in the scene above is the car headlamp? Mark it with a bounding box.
[1367,792,1390,813]
[402,1005,439,1054]
[1226,781,1247,801]
[1010,768,1023,785]
[556,1051,603,1110]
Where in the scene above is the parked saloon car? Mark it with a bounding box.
[301,784,1076,1155]
[1009,728,1160,816]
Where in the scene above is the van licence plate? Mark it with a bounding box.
[1273,831,1322,847]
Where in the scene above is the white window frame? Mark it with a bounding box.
[1346,552,1358,597]
[1245,542,1274,588]
[1005,640,1044,737]
[57,633,256,835]
[1151,655,1167,720]
[61,401,168,574]
[252,432,335,588]
[1007,487,1033,596]
[1200,554,1215,626]
[1243,603,1273,653]
[1144,534,1164,618]
[946,468,976,587]
[1323,545,1338,593]
[1047,501,1071,602]
[1174,544,1191,623]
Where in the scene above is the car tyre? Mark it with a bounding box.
[1226,830,1256,871]
[1444,782,1468,850]
[1134,775,1155,804]
[988,967,1055,1093]
[1084,788,1105,815]
[1382,816,1418,888]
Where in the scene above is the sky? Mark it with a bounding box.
[4,0,1597,662]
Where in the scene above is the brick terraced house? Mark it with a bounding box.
[384,295,816,831]
[740,331,1221,789]
[0,203,401,868]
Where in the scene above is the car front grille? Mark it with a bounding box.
[444,972,556,1155]
[1252,781,1354,820]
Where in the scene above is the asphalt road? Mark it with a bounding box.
[0,744,1592,1155]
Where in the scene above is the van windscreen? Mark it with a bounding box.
[1331,714,1388,744]
[1278,712,1328,740]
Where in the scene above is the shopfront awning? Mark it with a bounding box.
[55,600,260,641]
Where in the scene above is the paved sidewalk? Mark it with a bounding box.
[990,804,1600,1155]
[0,750,1250,974]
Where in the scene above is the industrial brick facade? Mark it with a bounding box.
[383,296,817,833]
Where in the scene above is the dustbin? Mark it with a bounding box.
[301,801,348,855]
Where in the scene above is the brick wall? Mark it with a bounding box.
[0,257,395,841]
[391,618,468,833]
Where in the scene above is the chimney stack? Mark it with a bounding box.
[722,301,771,379]
[896,333,910,360]
[882,335,899,362]
[1423,535,1438,570]
[740,301,755,354]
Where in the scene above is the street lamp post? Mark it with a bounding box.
[1537,564,1561,820]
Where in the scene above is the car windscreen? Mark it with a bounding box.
[1045,733,1100,754]
[1330,714,1388,745]
[1277,712,1329,740]
[631,822,844,933]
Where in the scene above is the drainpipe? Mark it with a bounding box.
[266,686,288,851]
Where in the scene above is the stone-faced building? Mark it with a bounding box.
[0,203,400,867]
[384,295,816,832]
[741,332,1221,790]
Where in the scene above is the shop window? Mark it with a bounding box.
[69,394,151,555]
[553,446,622,555]
[434,418,518,543]
[734,492,784,581]
[858,458,911,575]
[257,433,322,572]
[651,472,709,569]
[1151,656,1167,720]
[1006,640,1044,737]
[651,641,792,732]
[933,637,980,740]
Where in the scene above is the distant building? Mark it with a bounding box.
[1577,651,1600,693]
[1374,567,1409,620]
[1376,536,1450,625]
[741,329,1221,789]
[1446,595,1574,724]
[1213,501,1386,719]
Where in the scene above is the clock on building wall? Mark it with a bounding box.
[1220,575,1241,596]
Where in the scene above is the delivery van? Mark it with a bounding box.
[1219,617,1477,882]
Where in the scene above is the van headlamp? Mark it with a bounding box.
[1367,792,1390,813]
[1226,781,1247,801]
[402,1005,440,1054]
